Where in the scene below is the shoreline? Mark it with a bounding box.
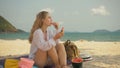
[0,38,120,42]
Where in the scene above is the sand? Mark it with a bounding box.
[0,39,120,68]
[0,39,30,57]
[74,40,120,68]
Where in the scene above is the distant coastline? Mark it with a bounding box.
[0,16,26,33]
[0,16,120,41]
[0,31,120,42]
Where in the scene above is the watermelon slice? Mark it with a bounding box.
[72,58,83,63]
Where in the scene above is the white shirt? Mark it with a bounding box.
[29,28,60,59]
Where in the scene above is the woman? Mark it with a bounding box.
[29,11,67,68]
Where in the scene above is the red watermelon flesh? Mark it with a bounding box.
[72,58,83,63]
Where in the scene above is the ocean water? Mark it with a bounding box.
[62,32,120,41]
[0,32,120,41]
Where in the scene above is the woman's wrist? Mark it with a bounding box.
[53,36,57,41]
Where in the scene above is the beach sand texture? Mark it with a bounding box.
[0,39,120,68]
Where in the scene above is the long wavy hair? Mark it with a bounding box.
[29,11,48,43]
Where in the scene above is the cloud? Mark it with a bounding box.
[91,5,110,16]
[40,8,54,14]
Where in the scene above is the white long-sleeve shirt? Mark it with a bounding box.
[29,28,60,59]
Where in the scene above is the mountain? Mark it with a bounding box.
[17,29,26,33]
[93,29,111,33]
[0,16,25,33]
[113,30,120,33]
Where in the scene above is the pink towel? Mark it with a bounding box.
[19,58,34,68]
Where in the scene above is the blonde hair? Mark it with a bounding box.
[29,11,48,43]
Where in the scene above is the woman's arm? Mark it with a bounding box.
[51,22,64,43]
[33,30,56,51]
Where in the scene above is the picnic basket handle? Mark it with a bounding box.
[66,40,71,45]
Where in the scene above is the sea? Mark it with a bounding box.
[0,32,120,42]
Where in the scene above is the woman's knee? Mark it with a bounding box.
[34,49,47,67]
[57,43,65,51]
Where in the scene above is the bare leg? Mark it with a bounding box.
[34,49,47,68]
[56,43,68,68]
[47,46,60,68]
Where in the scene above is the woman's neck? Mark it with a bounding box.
[41,25,47,33]
[41,25,48,41]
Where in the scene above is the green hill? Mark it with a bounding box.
[93,29,111,33]
[0,16,25,33]
[114,30,120,33]
[0,16,17,32]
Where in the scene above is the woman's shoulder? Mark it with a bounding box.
[34,28,42,34]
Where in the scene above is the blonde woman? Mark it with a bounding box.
[29,11,67,68]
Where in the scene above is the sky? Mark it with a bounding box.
[0,0,120,32]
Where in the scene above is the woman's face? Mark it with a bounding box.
[43,13,52,26]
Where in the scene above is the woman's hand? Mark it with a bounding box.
[53,27,64,40]
[52,22,59,30]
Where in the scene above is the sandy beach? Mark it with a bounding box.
[0,39,120,68]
